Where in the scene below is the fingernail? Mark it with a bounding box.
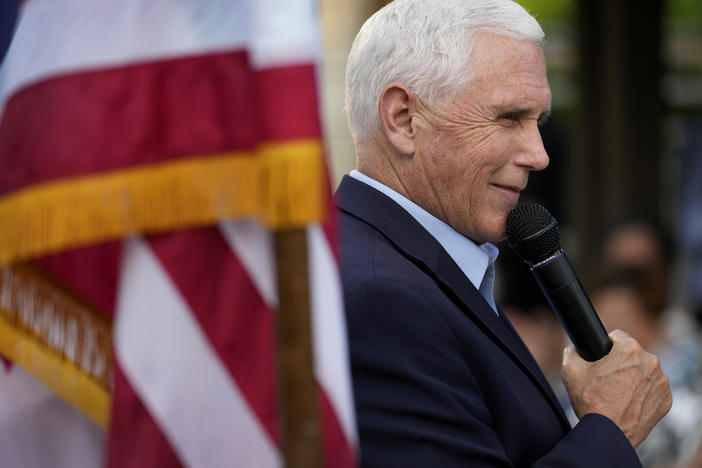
[562,347,571,366]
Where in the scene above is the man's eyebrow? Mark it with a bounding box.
[494,107,551,125]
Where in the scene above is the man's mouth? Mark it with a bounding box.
[492,183,524,203]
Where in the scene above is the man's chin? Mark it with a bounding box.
[470,227,507,246]
[483,215,510,244]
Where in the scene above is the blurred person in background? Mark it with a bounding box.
[598,218,701,391]
[591,265,702,468]
[600,219,671,310]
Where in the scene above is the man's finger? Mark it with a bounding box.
[562,345,573,366]
[608,329,631,343]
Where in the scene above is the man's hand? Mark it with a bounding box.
[562,329,672,448]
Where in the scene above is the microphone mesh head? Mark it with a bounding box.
[506,204,561,264]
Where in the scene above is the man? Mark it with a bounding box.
[336,0,673,466]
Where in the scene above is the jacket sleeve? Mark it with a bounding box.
[536,413,642,467]
[345,279,641,468]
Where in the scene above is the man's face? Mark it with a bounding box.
[411,33,551,244]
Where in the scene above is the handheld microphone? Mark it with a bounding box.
[506,204,612,362]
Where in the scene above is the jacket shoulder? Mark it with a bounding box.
[338,208,440,300]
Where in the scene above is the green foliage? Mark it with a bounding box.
[514,0,574,23]
[666,0,702,21]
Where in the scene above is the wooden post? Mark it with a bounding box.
[574,0,664,271]
[274,228,321,468]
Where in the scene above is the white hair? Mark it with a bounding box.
[344,0,545,143]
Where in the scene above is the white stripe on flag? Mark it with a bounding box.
[248,0,319,69]
[307,225,358,447]
[114,236,280,468]
[0,365,104,468]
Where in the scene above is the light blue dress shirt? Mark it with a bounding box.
[350,170,499,313]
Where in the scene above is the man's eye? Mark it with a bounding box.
[498,113,520,125]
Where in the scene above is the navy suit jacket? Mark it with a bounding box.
[336,175,641,467]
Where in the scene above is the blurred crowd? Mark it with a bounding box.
[496,217,702,468]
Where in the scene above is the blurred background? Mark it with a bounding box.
[0,0,700,466]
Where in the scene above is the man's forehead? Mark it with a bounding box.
[467,33,546,77]
[466,72,552,110]
[463,39,551,114]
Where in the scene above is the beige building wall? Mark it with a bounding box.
[319,0,379,187]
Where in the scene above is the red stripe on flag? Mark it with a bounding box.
[321,387,356,468]
[146,226,280,445]
[36,242,123,319]
[255,65,321,142]
[108,359,184,468]
[0,50,254,195]
[0,52,319,195]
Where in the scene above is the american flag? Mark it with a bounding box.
[0,0,357,466]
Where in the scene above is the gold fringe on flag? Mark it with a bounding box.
[0,139,324,267]
[0,264,112,429]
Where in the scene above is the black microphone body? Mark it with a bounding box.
[528,250,612,362]
[507,204,612,362]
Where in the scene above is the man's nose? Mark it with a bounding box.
[515,124,549,171]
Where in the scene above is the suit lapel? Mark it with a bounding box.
[497,307,570,425]
[336,175,570,430]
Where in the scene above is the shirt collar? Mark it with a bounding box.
[349,170,498,294]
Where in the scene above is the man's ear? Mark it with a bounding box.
[378,83,417,156]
